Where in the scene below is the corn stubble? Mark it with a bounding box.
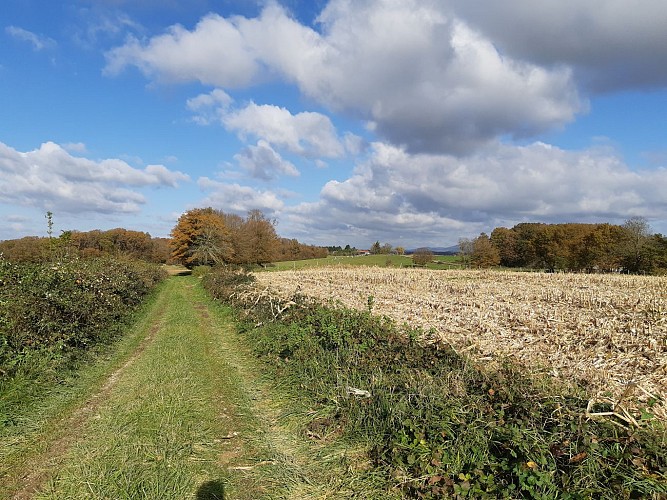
[255,268,666,419]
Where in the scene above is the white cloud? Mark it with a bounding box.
[106,1,583,155]
[104,13,260,86]
[186,88,233,125]
[197,177,284,215]
[223,103,346,158]
[62,142,87,153]
[282,141,667,247]
[5,26,56,51]
[234,140,300,180]
[0,141,190,214]
[74,10,144,47]
[187,90,350,160]
[307,2,581,154]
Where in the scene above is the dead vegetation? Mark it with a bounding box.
[255,268,667,420]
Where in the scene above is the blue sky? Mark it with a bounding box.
[1,0,666,248]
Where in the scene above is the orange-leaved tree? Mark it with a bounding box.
[237,209,279,266]
[170,208,233,267]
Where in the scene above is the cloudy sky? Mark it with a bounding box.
[1,0,666,248]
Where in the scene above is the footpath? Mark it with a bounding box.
[3,276,320,500]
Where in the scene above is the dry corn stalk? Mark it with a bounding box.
[254,267,667,421]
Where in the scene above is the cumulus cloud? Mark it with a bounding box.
[62,142,88,153]
[0,141,189,214]
[223,103,346,158]
[282,141,667,246]
[234,140,300,180]
[197,177,284,215]
[186,88,233,125]
[106,1,583,155]
[187,89,357,165]
[448,0,667,91]
[308,1,581,154]
[5,26,56,51]
[104,13,260,86]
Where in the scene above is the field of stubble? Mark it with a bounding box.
[255,268,667,418]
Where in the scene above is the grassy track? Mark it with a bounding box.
[2,276,345,499]
[0,282,170,499]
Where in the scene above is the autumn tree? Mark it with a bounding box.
[237,209,279,266]
[170,208,232,267]
[575,224,624,272]
[471,233,500,268]
[490,227,519,267]
[0,236,48,263]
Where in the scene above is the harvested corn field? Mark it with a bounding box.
[255,268,667,419]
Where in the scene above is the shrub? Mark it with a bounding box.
[0,256,166,378]
[191,265,212,278]
[202,266,255,302]
[412,248,434,266]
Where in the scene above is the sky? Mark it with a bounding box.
[1,0,666,249]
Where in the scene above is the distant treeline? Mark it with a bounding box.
[474,218,667,273]
[0,228,171,264]
[0,209,327,266]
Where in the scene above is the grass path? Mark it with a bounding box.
[2,276,344,499]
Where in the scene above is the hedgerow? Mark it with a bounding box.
[203,267,667,498]
[0,256,166,378]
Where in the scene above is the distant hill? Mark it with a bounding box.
[406,245,459,255]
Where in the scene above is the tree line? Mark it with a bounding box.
[0,227,171,263]
[170,207,326,268]
[0,209,326,267]
[460,217,667,274]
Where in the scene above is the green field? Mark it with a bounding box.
[267,253,462,271]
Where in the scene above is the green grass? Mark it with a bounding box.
[28,277,275,498]
[267,254,462,271]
